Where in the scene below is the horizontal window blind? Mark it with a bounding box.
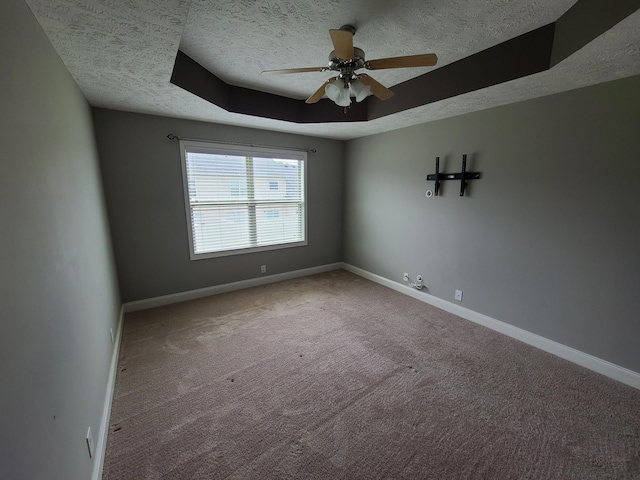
[180,141,306,259]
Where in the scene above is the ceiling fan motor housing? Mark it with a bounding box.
[328,47,365,72]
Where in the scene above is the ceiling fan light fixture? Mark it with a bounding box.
[263,25,436,107]
[350,78,371,102]
[325,82,351,107]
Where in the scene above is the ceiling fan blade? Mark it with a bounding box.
[305,78,336,104]
[262,66,326,75]
[366,53,438,70]
[357,74,394,101]
[329,29,354,60]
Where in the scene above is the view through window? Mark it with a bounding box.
[180,141,307,259]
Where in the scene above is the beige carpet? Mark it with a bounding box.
[103,270,640,479]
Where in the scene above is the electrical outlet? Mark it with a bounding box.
[109,328,114,344]
[86,427,94,458]
[403,272,409,282]
[260,265,267,274]
[455,290,463,301]
[416,275,423,289]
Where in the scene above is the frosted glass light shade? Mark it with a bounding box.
[325,82,351,107]
[350,79,371,102]
[325,82,340,102]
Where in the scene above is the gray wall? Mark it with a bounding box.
[0,1,121,479]
[93,109,345,303]
[344,76,640,373]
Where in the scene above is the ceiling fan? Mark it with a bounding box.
[261,25,438,107]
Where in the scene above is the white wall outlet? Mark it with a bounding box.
[86,427,94,458]
[416,275,423,289]
[260,265,267,274]
[455,289,463,301]
[403,272,409,282]
[109,328,114,344]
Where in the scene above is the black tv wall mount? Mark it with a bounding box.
[426,155,481,197]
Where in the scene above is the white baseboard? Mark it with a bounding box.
[123,263,343,313]
[92,305,124,480]
[341,263,640,390]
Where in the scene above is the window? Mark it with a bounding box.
[229,179,247,197]
[180,141,307,259]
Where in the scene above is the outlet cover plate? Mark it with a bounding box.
[260,265,267,274]
[455,290,463,301]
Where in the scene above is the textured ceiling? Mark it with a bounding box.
[25,0,640,140]
[180,0,571,99]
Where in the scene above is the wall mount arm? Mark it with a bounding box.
[426,154,481,197]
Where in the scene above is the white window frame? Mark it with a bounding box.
[179,140,308,260]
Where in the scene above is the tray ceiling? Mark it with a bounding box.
[25,0,640,139]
